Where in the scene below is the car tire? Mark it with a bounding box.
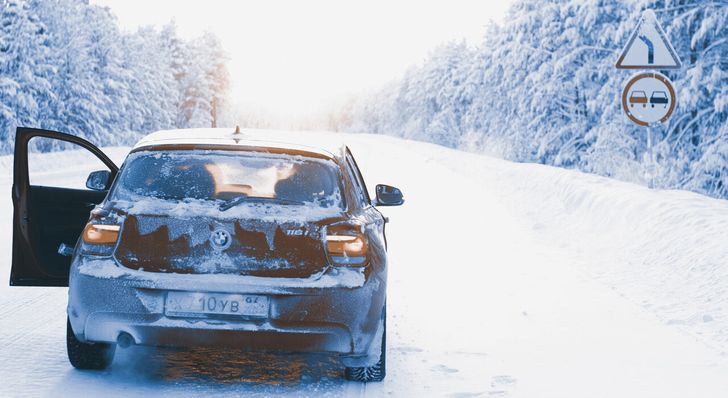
[345,305,386,382]
[66,317,115,370]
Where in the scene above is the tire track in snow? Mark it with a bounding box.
[0,289,66,345]
[0,288,58,318]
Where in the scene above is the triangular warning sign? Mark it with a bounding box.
[616,10,682,69]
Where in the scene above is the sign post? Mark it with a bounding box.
[616,9,682,188]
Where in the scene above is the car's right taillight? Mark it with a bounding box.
[80,223,120,256]
[325,224,368,266]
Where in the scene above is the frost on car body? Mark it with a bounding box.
[9,127,404,382]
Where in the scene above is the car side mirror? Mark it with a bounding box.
[86,170,111,191]
[375,184,404,206]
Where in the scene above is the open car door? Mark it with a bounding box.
[10,127,118,286]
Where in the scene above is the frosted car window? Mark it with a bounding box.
[114,150,343,208]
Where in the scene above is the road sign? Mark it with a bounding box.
[616,10,682,69]
[621,72,676,126]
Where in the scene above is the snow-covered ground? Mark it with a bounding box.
[1,132,728,397]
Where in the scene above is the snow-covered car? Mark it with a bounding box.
[9,127,403,382]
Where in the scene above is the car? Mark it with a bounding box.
[629,90,648,107]
[9,126,404,382]
[650,91,669,108]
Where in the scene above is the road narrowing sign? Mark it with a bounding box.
[621,72,676,127]
[616,10,682,70]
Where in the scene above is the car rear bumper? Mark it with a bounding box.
[84,312,353,352]
[68,257,386,367]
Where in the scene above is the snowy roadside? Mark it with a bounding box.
[390,134,728,354]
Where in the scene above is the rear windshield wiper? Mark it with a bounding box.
[219,195,249,211]
[219,196,304,211]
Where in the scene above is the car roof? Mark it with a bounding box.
[132,128,345,159]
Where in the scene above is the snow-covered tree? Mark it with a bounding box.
[200,32,231,128]
[335,0,728,200]
[0,0,55,151]
[0,0,232,153]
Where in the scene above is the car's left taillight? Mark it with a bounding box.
[325,224,369,266]
[80,223,120,256]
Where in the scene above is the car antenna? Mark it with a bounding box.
[232,125,243,143]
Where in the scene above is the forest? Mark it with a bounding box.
[332,0,728,199]
[1,0,726,200]
[0,0,231,153]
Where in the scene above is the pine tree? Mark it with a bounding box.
[200,32,231,128]
[0,0,55,150]
[334,0,728,200]
[0,1,232,153]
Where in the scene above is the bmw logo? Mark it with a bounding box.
[210,229,232,250]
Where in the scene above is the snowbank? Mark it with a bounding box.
[408,136,728,352]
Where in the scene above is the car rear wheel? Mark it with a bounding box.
[345,306,386,382]
[66,317,115,370]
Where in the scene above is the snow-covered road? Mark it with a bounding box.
[1,132,727,397]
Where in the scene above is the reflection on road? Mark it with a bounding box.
[112,345,344,387]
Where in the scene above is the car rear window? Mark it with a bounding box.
[112,150,344,209]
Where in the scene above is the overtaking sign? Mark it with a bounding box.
[615,10,682,69]
[621,72,676,126]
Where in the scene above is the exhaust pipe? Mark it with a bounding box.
[117,332,135,348]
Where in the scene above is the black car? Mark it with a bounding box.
[650,91,669,108]
[10,127,403,382]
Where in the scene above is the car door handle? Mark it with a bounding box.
[57,243,74,257]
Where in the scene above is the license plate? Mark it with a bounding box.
[165,291,269,318]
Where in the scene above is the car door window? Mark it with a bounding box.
[28,136,112,189]
[345,151,371,207]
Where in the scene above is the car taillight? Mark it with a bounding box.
[82,224,120,244]
[325,225,368,266]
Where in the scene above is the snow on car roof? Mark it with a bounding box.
[133,128,345,159]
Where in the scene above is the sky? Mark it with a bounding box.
[92,0,513,124]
